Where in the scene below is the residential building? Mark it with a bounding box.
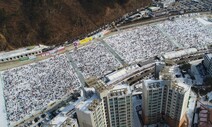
[142,80,164,124]
[106,85,133,127]
[142,65,191,127]
[76,95,107,127]
[164,81,190,127]
[85,79,133,127]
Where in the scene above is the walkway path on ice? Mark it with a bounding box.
[0,72,8,127]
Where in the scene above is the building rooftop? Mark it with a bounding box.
[49,116,68,127]
[0,45,47,60]
[106,68,127,81]
[143,80,164,90]
[162,48,197,59]
[86,78,108,93]
[94,81,108,93]
[88,99,100,111]
[170,66,192,92]
[76,94,100,113]
[160,66,172,80]
[171,81,188,93]
[158,65,192,93]
[109,84,131,97]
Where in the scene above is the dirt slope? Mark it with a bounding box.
[0,0,151,51]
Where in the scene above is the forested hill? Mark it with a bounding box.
[0,0,151,51]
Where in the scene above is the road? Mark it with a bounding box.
[154,25,183,49]
[66,52,86,87]
[100,39,127,66]
[112,23,120,31]
[117,16,169,31]
[0,55,50,71]
[113,11,211,32]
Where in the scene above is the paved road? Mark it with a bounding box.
[0,55,50,71]
[100,39,127,66]
[113,23,120,31]
[117,17,165,30]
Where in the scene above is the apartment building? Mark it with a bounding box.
[142,80,164,124]
[106,85,133,127]
[76,95,107,127]
[84,78,133,127]
[164,82,190,127]
[142,65,191,127]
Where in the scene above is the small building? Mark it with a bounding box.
[76,95,107,127]
[48,115,78,127]
[0,44,47,63]
[147,6,161,12]
[162,48,197,60]
[142,65,191,127]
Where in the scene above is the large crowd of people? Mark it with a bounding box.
[70,42,122,78]
[157,18,212,49]
[104,25,175,64]
[1,16,212,124]
[2,54,81,122]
